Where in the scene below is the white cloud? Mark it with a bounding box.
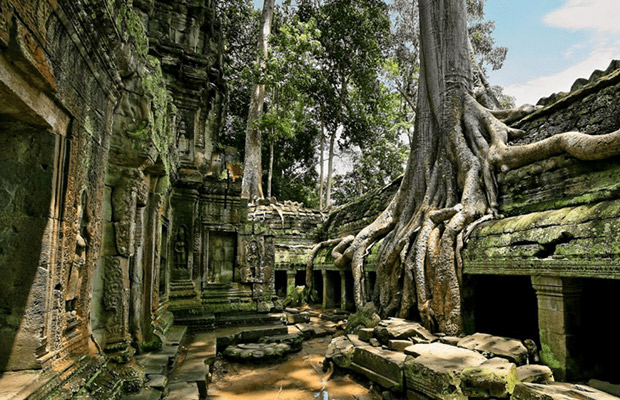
[504,44,620,105]
[544,0,620,34]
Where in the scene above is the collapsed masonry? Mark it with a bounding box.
[1,0,620,398]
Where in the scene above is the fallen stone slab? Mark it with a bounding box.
[589,379,620,398]
[438,336,461,346]
[516,365,554,384]
[403,343,487,400]
[287,312,310,324]
[347,334,368,348]
[389,339,413,352]
[511,382,620,400]
[375,318,437,345]
[350,346,407,392]
[461,357,518,398]
[457,333,528,365]
[359,328,375,342]
[294,323,315,339]
[325,336,356,368]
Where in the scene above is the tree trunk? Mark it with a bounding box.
[325,130,336,208]
[318,107,325,210]
[267,138,274,198]
[241,0,275,201]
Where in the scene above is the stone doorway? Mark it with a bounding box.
[464,274,539,344]
[207,232,237,284]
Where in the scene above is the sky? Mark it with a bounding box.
[252,0,620,105]
[485,0,620,105]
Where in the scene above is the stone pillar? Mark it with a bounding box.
[286,270,296,296]
[340,271,347,311]
[531,276,582,381]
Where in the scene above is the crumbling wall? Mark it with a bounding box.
[0,0,226,395]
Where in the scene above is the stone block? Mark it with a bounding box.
[461,357,518,398]
[403,343,487,400]
[359,328,375,342]
[351,346,407,391]
[457,333,528,365]
[516,365,554,384]
[439,336,461,346]
[389,339,413,352]
[374,318,437,345]
[511,382,620,400]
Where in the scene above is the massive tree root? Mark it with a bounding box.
[331,87,620,335]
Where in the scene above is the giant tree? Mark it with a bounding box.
[328,0,620,335]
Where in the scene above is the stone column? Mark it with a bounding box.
[531,276,582,381]
[340,271,347,311]
[286,270,296,296]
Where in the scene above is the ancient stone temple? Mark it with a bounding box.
[2,0,620,399]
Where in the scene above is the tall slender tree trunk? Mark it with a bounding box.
[267,138,274,198]
[241,0,275,201]
[318,107,325,210]
[325,130,336,208]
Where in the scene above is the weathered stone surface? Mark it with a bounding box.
[458,333,528,365]
[325,336,356,368]
[260,333,304,352]
[439,336,462,346]
[511,382,620,400]
[375,318,437,345]
[403,343,487,400]
[461,358,518,398]
[516,365,554,384]
[359,328,375,342]
[390,339,414,352]
[166,382,200,400]
[589,380,620,398]
[350,346,407,392]
[223,342,293,361]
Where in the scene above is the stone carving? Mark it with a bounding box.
[174,225,188,269]
[244,238,263,283]
[177,119,189,156]
[65,194,88,326]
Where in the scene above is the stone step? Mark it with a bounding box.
[174,313,216,334]
[164,325,187,346]
[216,312,284,327]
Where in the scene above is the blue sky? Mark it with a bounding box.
[486,0,620,104]
[253,0,620,105]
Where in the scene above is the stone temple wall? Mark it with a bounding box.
[462,60,620,381]
[0,0,227,394]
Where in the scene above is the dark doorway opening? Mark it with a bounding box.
[275,270,287,298]
[465,274,539,345]
[295,270,306,286]
[579,278,620,383]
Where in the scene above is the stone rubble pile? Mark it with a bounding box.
[324,317,620,400]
